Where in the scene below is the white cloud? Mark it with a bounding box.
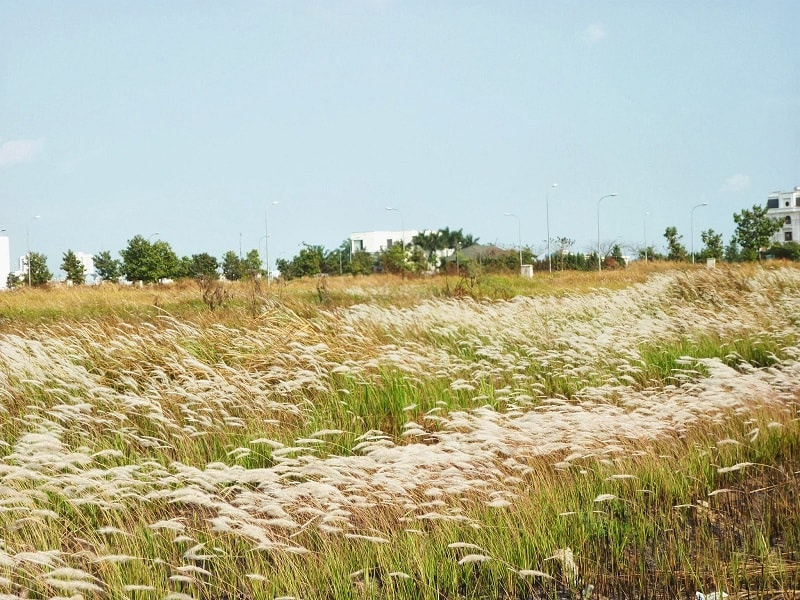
[584,23,608,43]
[0,138,44,168]
[723,173,751,193]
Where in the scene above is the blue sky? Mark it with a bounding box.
[2,1,799,275]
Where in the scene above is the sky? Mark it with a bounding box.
[1,1,799,276]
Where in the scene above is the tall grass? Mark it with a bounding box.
[1,265,800,598]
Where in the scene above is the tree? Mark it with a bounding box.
[120,235,178,283]
[276,245,324,280]
[724,237,742,262]
[150,241,180,282]
[188,253,219,279]
[61,249,86,285]
[241,249,262,279]
[27,252,52,286]
[700,229,724,260]
[664,227,688,261]
[350,250,375,275]
[6,272,22,289]
[380,243,409,274]
[221,251,243,281]
[732,204,782,261]
[93,250,122,283]
[767,241,800,261]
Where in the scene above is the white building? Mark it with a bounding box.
[75,251,97,283]
[349,230,419,255]
[767,186,800,244]
[0,236,9,290]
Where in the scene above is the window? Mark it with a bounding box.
[767,198,779,208]
[386,239,394,248]
[786,201,791,207]
[352,239,364,251]
[786,232,793,242]
[786,216,792,225]
[796,197,800,207]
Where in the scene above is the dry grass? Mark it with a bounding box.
[0,264,799,599]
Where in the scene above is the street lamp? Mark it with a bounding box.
[690,202,709,264]
[546,183,558,273]
[26,215,41,287]
[504,212,522,272]
[264,201,279,285]
[385,206,404,249]
[148,232,160,242]
[597,193,618,272]
[643,212,650,263]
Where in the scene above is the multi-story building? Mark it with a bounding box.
[349,230,419,255]
[767,186,800,243]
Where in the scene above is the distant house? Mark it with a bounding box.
[349,230,419,255]
[767,186,800,244]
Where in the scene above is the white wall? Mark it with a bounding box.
[767,187,800,244]
[350,230,419,254]
[0,237,9,290]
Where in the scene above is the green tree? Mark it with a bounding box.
[276,245,324,280]
[61,249,86,285]
[120,235,177,283]
[724,237,742,262]
[93,250,122,283]
[221,251,243,281]
[380,243,409,274]
[350,250,375,275]
[732,204,782,261]
[767,241,800,261]
[188,253,219,279]
[6,272,22,289]
[322,240,352,275]
[241,249,262,279]
[700,229,724,260]
[664,226,688,261]
[150,241,179,282]
[27,252,52,286]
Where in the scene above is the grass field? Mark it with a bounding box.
[1,263,799,599]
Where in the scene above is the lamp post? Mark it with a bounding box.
[504,212,522,272]
[26,215,41,287]
[148,232,160,242]
[690,202,709,264]
[385,206,404,248]
[546,183,558,273]
[643,212,650,263]
[597,193,618,272]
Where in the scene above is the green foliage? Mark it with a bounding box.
[93,250,122,282]
[6,272,22,289]
[767,241,800,261]
[242,249,262,279]
[60,249,86,285]
[276,245,324,280]
[350,250,375,275]
[380,243,409,274]
[637,246,665,261]
[410,227,479,271]
[700,228,724,260]
[724,238,741,262]
[664,226,688,261]
[27,251,52,286]
[120,235,179,283]
[187,253,219,279]
[221,250,243,281]
[733,204,782,261]
[220,249,258,281]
